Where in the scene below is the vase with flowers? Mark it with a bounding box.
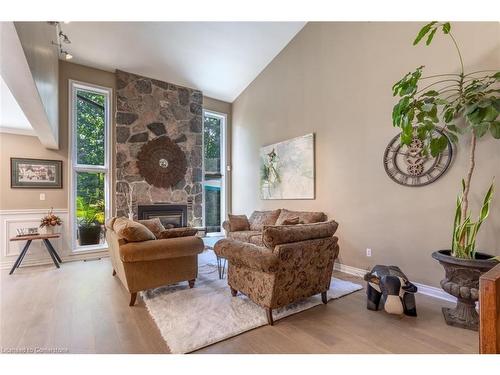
[40,208,62,235]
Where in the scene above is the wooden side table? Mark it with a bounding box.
[9,233,62,275]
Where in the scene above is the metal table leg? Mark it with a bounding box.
[9,240,32,275]
[43,239,62,263]
[43,239,60,268]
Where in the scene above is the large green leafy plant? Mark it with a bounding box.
[76,196,105,228]
[392,22,499,259]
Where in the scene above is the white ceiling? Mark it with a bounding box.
[0,75,34,135]
[63,22,306,102]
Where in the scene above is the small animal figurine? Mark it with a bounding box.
[364,265,418,316]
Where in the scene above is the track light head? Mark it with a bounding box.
[59,31,71,44]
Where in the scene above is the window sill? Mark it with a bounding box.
[72,243,108,254]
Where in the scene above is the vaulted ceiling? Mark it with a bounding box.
[63,22,306,102]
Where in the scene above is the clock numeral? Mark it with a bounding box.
[398,175,408,184]
[387,167,398,176]
[434,164,445,172]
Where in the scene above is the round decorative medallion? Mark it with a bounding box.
[383,128,453,187]
[137,136,187,188]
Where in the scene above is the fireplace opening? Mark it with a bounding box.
[137,204,187,228]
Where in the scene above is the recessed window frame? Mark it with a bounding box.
[202,109,227,235]
[68,80,112,252]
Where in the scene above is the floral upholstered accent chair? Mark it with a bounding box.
[214,220,339,325]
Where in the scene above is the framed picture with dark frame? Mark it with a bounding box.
[10,158,63,189]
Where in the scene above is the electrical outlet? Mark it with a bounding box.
[39,193,46,201]
[366,248,372,257]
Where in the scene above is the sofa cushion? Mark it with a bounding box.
[248,233,264,247]
[262,220,339,248]
[119,236,204,262]
[248,209,281,231]
[281,216,300,225]
[113,217,156,242]
[228,230,262,243]
[214,239,278,273]
[138,218,166,238]
[158,227,199,239]
[105,216,117,230]
[228,214,250,231]
[276,209,327,225]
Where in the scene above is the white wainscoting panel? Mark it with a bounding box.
[0,209,108,269]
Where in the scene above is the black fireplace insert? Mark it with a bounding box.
[137,204,187,228]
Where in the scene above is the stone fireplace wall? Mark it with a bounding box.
[115,70,203,226]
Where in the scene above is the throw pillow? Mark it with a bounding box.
[248,209,281,231]
[138,217,166,238]
[158,227,199,239]
[276,209,327,225]
[281,216,300,225]
[262,220,339,248]
[228,214,250,231]
[113,217,156,242]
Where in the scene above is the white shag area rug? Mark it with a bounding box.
[141,250,363,354]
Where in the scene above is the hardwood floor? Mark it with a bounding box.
[0,257,478,354]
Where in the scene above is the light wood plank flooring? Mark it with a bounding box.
[0,257,478,354]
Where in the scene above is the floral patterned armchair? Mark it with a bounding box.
[214,220,339,325]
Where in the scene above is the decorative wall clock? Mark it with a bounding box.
[137,136,187,188]
[383,129,453,187]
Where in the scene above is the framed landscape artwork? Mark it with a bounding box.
[10,158,63,189]
[260,133,315,200]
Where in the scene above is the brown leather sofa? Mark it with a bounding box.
[222,208,328,247]
[214,220,339,325]
[105,218,204,306]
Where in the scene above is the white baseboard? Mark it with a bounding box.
[0,250,110,270]
[334,262,456,303]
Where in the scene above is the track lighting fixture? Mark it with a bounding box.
[59,31,71,44]
[48,21,74,60]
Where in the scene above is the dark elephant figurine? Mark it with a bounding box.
[364,265,418,316]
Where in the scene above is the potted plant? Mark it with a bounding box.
[391,22,499,330]
[76,196,105,246]
[40,208,62,234]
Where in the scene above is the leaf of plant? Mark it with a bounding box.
[429,135,448,157]
[422,103,434,112]
[446,131,458,143]
[493,98,500,112]
[444,108,455,123]
[422,90,439,97]
[413,22,437,45]
[467,107,485,125]
[435,98,449,105]
[490,121,500,139]
[494,72,500,80]
[442,22,451,34]
[483,105,498,122]
[429,105,439,123]
[465,103,478,115]
[478,99,492,108]
[473,122,490,137]
[426,28,437,45]
[400,130,413,145]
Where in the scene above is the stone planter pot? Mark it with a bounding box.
[432,249,498,331]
